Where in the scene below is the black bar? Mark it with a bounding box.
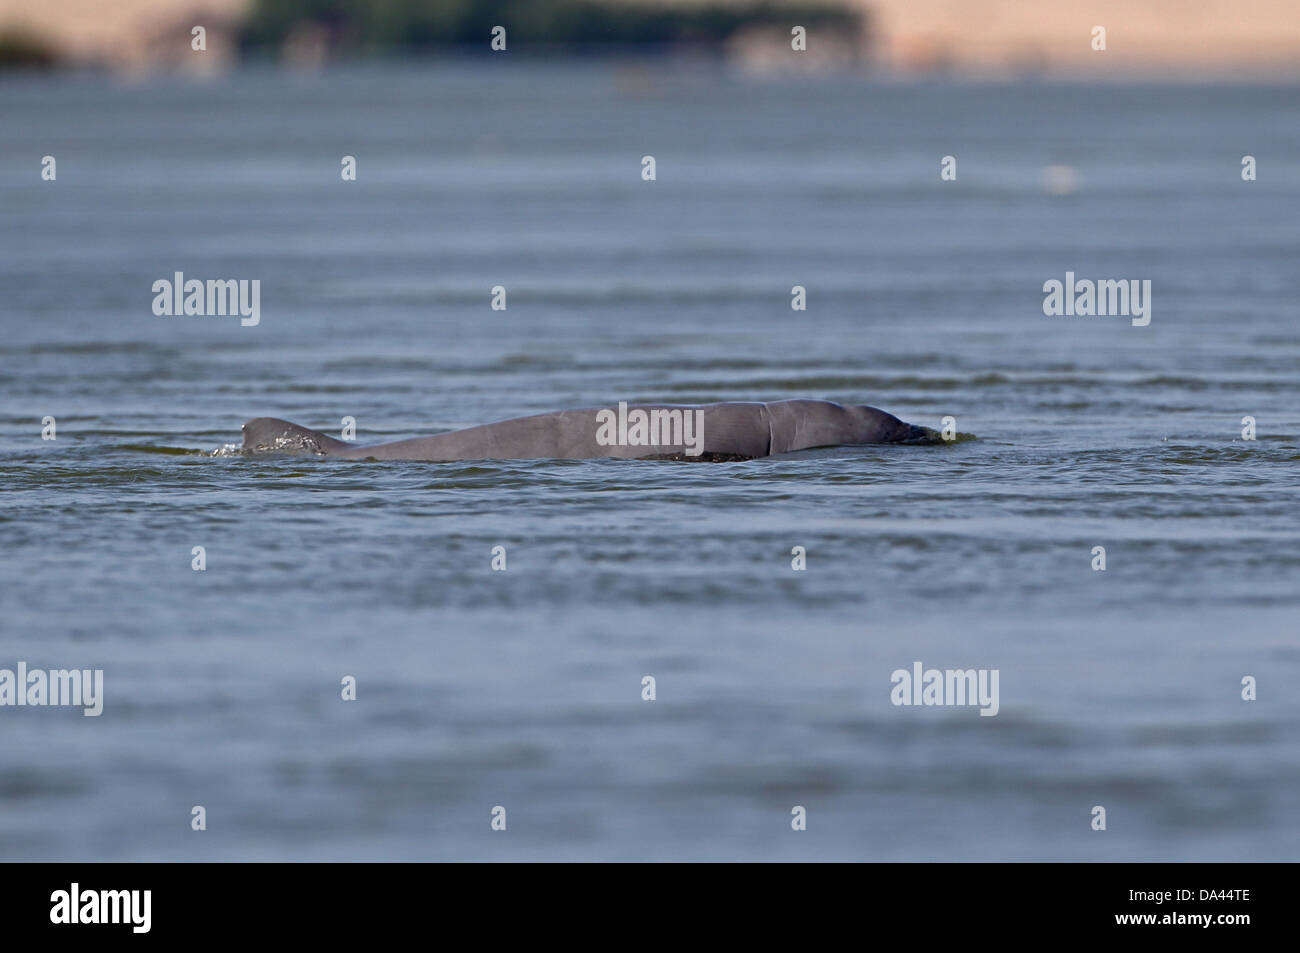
[1,862,1273,939]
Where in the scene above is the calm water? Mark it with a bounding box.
[1,64,1298,861]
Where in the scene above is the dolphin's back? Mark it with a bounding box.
[240,400,925,461]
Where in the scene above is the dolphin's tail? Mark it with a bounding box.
[241,417,354,457]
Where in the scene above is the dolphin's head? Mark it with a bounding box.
[241,417,350,455]
[849,404,943,444]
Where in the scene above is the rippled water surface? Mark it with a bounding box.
[1,66,1298,860]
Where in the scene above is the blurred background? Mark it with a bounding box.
[2,0,1299,76]
[1,2,1298,862]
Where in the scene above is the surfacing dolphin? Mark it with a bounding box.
[241,399,939,462]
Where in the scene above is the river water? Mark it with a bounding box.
[1,64,1297,860]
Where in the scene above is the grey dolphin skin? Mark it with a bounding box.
[241,399,938,462]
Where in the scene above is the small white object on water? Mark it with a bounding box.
[1042,164,1080,195]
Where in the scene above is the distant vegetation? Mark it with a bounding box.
[240,0,863,55]
[0,30,60,70]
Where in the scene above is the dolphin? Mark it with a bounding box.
[240,399,938,462]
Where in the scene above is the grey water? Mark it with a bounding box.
[1,64,1297,861]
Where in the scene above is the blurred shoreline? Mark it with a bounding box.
[1,0,1298,79]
